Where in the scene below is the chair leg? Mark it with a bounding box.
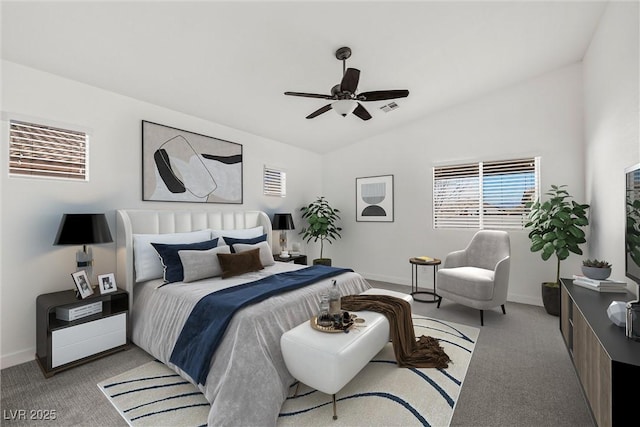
[501,304,506,315]
[332,393,337,420]
[480,310,484,326]
[437,296,442,308]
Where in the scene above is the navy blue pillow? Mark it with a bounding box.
[151,238,219,283]
[224,234,268,253]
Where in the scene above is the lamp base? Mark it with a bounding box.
[76,246,94,284]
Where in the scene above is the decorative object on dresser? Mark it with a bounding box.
[525,184,589,316]
[272,213,295,256]
[581,258,612,280]
[142,120,243,204]
[54,213,113,283]
[356,174,394,222]
[607,301,627,327]
[560,279,640,427]
[299,196,342,266]
[36,288,129,378]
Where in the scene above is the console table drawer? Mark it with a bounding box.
[51,313,126,368]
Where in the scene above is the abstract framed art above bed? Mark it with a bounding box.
[142,120,243,203]
[115,209,372,426]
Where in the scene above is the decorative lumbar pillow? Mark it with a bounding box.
[211,226,264,242]
[179,245,231,283]
[133,230,212,282]
[223,234,268,252]
[217,248,264,279]
[233,241,275,267]
[151,238,219,283]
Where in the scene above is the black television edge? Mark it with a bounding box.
[625,162,640,286]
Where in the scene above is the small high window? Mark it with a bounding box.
[263,165,286,197]
[9,120,88,181]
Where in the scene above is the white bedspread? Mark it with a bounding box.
[131,262,371,426]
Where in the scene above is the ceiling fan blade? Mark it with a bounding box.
[284,91,333,100]
[306,104,332,119]
[340,68,360,93]
[358,89,409,101]
[352,103,372,121]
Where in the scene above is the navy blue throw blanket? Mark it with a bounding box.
[169,265,353,384]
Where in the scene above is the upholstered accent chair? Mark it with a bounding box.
[436,230,511,326]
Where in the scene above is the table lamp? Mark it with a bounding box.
[272,213,294,256]
[54,213,113,283]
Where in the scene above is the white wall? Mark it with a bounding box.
[323,64,586,307]
[0,61,323,367]
[583,0,640,291]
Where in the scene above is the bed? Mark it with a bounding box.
[115,209,371,426]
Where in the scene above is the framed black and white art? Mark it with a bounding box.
[72,270,93,299]
[142,121,243,204]
[97,273,117,294]
[356,174,394,222]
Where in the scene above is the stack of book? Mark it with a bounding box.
[572,274,628,293]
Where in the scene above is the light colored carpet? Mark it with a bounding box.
[98,315,479,427]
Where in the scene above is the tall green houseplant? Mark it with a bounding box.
[526,185,589,314]
[299,196,342,266]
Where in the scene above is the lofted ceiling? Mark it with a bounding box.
[1,1,607,154]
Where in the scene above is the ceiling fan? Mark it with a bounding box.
[284,46,409,121]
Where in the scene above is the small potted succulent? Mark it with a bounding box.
[582,259,612,280]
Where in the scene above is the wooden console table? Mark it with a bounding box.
[560,279,640,427]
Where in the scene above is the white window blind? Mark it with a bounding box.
[263,166,286,197]
[433,157,539,229]
[9,120,88,180]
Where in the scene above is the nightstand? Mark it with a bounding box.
[274,254,308,265]
[36,288,129,377]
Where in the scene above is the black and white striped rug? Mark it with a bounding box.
[98,315,479,427]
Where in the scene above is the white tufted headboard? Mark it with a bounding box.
[116,209,272,309]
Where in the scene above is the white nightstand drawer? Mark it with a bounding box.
[51,313,126,368]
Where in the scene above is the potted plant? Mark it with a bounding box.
[299,196,342,266]
[581,259,612,280]
[526,185,589,316]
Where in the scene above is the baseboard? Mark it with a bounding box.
[1,348,35,370]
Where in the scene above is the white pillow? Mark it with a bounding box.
[233,241,275,267]
[211,226,264,245]
[133,230,212,282]
[179,245,231,283]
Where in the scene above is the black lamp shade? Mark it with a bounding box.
[272,213,295,230]
[54,213,113,245]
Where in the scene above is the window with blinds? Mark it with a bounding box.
[9,120,88,180]
[433,157,539,229]
[263,166,286,197]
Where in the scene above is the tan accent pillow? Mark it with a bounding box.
[217,248,264,279]
[179,245,231,283]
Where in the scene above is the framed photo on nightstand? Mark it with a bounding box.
[71,270,93,299]
[98,273,117,294]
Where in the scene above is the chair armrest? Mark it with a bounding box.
[443,249,467,268]
[493,255,511,302]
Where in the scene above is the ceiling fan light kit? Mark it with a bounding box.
[284,46,409,121]
[332,99,357,117]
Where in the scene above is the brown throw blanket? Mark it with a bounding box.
[341,294,451,369]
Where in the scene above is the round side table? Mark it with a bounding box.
[409,257,441,303]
